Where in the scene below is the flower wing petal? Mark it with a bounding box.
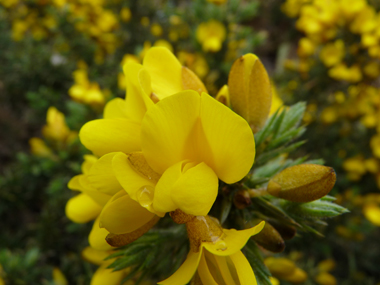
[99,190,155,234]
[103,98,128,119]
[158,250,202,285]
[89,216,113,250]
[112,152,155,200]
[230,251,257,285]
[65,193,102,223]
[80,119,141,157]
[87,152,122,196]
[200,92,255,184]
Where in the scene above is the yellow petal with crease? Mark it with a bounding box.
[65,193,102,223]
[87,152,122,196]
[181,66,208,94]
[158,251,202,285]
[200,93,255,183]
[82,155,98,174]
[171,162,218,216]
[80,119,141,157]
[90,262,126,285]
[153,161,184,213]
[141,90,201,174]
[143,47,182,100]
[89,216,113,250]
[99,190,155,234]
[123,62,154,123]
[68,175,82,191]
[230,251,257,285]
[112,152,156,201]
[78,175,111,207]
[103,98,128,119]
[213,255,236,284]
[203,221,265,256]
[153,160,218,216]
[198,253,219,285]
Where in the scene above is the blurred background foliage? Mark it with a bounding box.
[0,0,379,284]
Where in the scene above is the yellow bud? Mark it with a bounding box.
[264,257,296,278]
[267,164,336,202]
[250,220,285,253]
[317,259,336,272]
[215,85,230,107]
[315,272,337,285]
[283,267,308,283]
[181,66,208,95]
[228,54,272,133]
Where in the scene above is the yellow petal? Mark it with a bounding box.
[141,90,201,174]
[81,246,110,266]
[90,262,126,285]
[153,160,218,216]
[212,255,236,284]
[103,98,128,119]
[181,66,208,94]
[99,190,156,234]
[112,152,156,202]
[105,215,160,247]
[197,253,219,285]
[123,61,154,123]
[158,251,202,285]
[77,175,112,207]
[65,193,102,223]
[228,54,272,133]
[68,175,82,191]
[52,267,68,285]
[87,152,122,196]
[80,119,141,157]
[141,91,255,184]
[230,251,257,285]
[267,164,336,202]
[143,47,182,100]
[200,92,255,183]
[203,221,265,256]
[89,216,113,250]
[82,155,98,174]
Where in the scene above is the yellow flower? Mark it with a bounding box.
[29,137,54,158]
[371,134,380,158]
[69,69,106,106]
[42,107,76,143]
[328,63,362,83]
[159,220,264,284]
[79,47,255,230]
[319,40,345,67]
[196,20,226,52]
[363,203,380,226]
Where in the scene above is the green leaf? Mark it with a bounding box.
[245,240,272,285]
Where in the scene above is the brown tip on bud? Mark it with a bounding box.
[267,164,336,203]
[233,190,252,209]
[170,209,195,224]
[251,220,285,253]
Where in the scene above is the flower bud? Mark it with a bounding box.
[215,85,230,107]
[233,190,252,209]
[315,272,337,285]
[228,54,272,133]
[268,219,297,240]
[250,220,285,253]
[267,164,336,202]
